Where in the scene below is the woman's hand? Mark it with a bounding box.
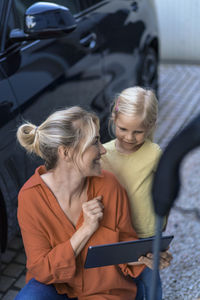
[82,196,104,234]
[138,251,173,270]
[70,196,104,256]
[128,251,173,270]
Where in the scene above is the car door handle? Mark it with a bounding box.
[80,33,97,49]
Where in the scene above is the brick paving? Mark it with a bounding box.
[1,63,200,299]
[0,234,26,299]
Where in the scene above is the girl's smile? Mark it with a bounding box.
[114,113,147,154]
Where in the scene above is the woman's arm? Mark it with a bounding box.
[70,196,104,256]
[18,190,103,284]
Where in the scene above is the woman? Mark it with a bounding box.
[15,106,171,300]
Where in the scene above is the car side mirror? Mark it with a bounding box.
[9,2,77,42]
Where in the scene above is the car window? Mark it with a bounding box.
[79,0,104,11]
[2,3,21,50]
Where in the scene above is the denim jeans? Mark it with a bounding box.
[134,267,162,300]
[14,278,78,300]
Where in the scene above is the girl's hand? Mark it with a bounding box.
[82,196,104,234]
[138,250,173,270]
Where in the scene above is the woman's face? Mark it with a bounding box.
[78,130,107,177]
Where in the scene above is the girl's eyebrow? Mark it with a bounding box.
[117,123,127,128]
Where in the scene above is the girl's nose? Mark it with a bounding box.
[126,132,135,141]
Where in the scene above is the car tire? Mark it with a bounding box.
[137,47,159,96]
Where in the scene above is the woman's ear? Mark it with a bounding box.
[58,146,71,161]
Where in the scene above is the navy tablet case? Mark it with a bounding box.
[84,235,174,268]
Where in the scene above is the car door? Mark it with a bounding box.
[0,66,20,251]
[4,0,108,134]
[91,0,158,99]
[0,0,108,249]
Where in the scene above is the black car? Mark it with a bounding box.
[0,0,159,261]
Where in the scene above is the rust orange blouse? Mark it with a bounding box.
[18,166,145,300]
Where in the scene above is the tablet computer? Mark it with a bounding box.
[84,235,174,268]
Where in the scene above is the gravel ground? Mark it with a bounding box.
[161,149,200,300]
[155,64,200,300]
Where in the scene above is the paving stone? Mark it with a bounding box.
[3,263,25,278]
[0,276,15,292]
[1,250,16,264]
[0,264,6,272]
[14,253,26,265]
[8,237,23,250]
[2,289,19,300]
[14,275,26,289]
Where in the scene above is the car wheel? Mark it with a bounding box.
[137,47,158,95]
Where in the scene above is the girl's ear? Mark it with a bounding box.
[111,112,117,123]
[145,126,154,141]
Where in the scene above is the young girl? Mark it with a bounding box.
[101,86,167,300]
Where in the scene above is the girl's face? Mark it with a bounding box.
[114,113,147,154]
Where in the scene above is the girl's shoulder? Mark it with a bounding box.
[138,140,162,164]
[103,139,115,151]
[144,140,162,154]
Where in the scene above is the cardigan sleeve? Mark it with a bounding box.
[17,189,76,284]
[115,183,146,278]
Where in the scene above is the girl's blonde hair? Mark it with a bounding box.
[110,86,158,140]
[17,106,99,170]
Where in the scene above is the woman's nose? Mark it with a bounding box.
[100,143,107,155]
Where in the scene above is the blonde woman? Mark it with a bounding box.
[102,87,168,300]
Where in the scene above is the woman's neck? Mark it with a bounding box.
[42,164,87,206]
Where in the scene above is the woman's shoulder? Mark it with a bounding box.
[89,171,127,208]
[92,169,123,190]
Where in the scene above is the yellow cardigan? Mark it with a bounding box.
[102,139,165,238]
